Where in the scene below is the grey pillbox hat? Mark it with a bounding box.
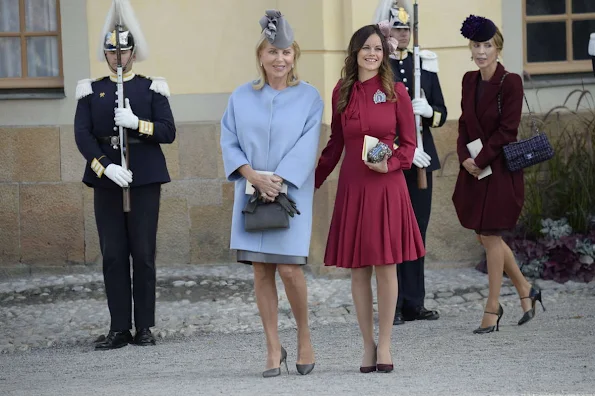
[259,10,294,49]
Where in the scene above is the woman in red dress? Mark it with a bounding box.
[315,23,425,373]
[453,15,545,334]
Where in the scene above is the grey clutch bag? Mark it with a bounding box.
[242,190,300,232]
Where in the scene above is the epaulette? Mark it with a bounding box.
[75,77,106,100]
[137,74,171,97]
[419,50,439,73]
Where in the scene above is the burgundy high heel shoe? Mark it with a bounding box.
[376,363,394,373]
[376,347,393,373]
[360,346,377,373]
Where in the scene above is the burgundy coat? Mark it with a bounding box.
[452,63,524,231]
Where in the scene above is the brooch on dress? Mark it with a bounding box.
[373,89,386,104]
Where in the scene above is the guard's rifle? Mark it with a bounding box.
[115,16,131,212]
[412,0,427,189]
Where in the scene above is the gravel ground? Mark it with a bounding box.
[1,265,593,355]
[1,292,594,396]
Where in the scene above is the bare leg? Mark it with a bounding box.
[476,234,483,245]
[351,266,376,367]
[501,241,532,312]
[253,263,282,369]
[375,264,398,365]
[277,264,314,364]
[480,236,505,327]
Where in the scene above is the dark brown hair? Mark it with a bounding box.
[336,25,396,113]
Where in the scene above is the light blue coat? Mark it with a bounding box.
[220,81,324,257]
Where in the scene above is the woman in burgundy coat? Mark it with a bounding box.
[452,16,545,334]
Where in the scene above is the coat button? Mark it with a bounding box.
[400,69,405,73]
[113,127,117,131]
[403,78,408,82]
[406,87,409,91]
[399,61,403,65]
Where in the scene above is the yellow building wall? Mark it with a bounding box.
[87,0,279,94]
[87,0,503,122]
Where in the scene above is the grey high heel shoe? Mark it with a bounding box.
[262,347,289,378]
[473,304,504,334]
[296,362,315,375]
[518,286,546,325]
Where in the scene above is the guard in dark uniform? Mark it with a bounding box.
[374,0,447,325]
[589,33,595,77]
[74,0,175,349]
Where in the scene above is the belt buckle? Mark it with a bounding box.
[110,136,120,150]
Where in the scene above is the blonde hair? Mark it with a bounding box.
[252,34,301,90]
[468,26,504,53]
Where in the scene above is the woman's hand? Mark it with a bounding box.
[462,158,481,178]
[365,157,389,173]
[250,172,283,202]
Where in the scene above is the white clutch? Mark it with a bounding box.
[362,135,380,161]
[466,139,492,179]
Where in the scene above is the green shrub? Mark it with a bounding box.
[518,89,595,237]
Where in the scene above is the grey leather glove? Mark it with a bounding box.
[276,193,300,217]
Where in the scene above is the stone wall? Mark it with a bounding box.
[0,121,483,276]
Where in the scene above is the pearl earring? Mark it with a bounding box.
[260,62,262,67]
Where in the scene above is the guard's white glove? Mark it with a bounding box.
[589,33,595,56]
[104,164,133,187]
[412,97,434,118]
[412,148,431,168]
[114,98,139,130]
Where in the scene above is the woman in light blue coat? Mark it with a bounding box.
[220,10,323,377]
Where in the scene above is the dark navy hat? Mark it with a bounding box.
[460,15,497,42]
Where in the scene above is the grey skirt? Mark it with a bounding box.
[237,250,307,266]
[474,229,510,237]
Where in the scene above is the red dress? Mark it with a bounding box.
[315,75,425,268]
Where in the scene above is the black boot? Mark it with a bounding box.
[95,330,132,350]
[134,328,156,346]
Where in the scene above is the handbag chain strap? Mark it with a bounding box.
[498,72,539,134]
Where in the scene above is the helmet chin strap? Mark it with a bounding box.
[104,46,137,74]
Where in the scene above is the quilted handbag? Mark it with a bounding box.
[498,73,554,172]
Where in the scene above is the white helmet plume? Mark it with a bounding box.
[97,0,149,62]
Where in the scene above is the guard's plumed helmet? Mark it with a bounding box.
[103,27,135,53]
[372,0,413,30]
[98,0,148,62]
